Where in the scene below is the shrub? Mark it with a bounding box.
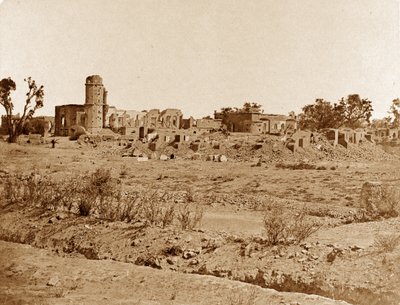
[177,202,203,230]
[184,186,196,203]
[361,182,400,219]
[1,174,25,206]
[380,185,400,218]
[289,210,322,243]
[113,192,141,222]
[263,206,289,245]
[141,191,165,225]
[263,205,321,245]
[77,198,92,216]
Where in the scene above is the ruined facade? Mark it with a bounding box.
[213,110,296,135]
[54,75,108,136]
[286,130,312,152]
[109,108,183,137]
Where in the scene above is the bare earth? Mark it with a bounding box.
[1,138,400,305]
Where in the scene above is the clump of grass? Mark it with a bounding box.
[374,233,400,253]
[275,162,317,170]
[227,286,258,305]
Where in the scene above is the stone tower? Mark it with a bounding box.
[85,75,107,133]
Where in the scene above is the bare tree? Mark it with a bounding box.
[0,77,44,143]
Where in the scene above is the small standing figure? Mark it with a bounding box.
[51,139,57,148]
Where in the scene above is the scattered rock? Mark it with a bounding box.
[135,255,162,269]
[47,276,60,287]
[160,154,169,161]
[166,257,178,265]
[183,250,198,259]
[350,245,364,251]
[189,259,199,266]
[48,217,58,224]
[162,245,183,256]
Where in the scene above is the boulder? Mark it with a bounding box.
[160,154,169,161]
[137,156,149,162]
[218,155,228,162]
[192,153,202,160]
[47,276,60,287]
[69,125,87,140]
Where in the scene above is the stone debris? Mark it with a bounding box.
[159,154,169,161]
[47,276,60,287]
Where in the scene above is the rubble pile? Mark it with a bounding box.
[76,129,398,163]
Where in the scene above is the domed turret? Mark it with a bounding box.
[85,75,103,85]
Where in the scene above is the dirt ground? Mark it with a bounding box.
[0,240,350,305]
[1,138,400,305]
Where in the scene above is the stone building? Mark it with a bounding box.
[54,75,108,136]
[213,109,296,135]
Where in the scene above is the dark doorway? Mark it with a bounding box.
[139,127,145,139]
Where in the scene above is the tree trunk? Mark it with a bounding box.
[8,133,19,143]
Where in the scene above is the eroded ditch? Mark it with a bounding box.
[0,209,397,305]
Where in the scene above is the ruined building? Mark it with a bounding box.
[108,108,184,137]
[54,75,108,136]
[213,109,296,135]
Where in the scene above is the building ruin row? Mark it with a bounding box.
[52,75,400,153]
[54,75,296,139]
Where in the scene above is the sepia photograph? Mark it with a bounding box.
[1,0,400,304]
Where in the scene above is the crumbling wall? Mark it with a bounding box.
[54,105,85,136]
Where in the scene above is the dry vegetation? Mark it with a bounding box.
[374,233,400,253]
[1,168,204,230]
[263,204,322,245]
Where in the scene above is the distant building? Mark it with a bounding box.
[213,108,297,135]
[54,75,108,136]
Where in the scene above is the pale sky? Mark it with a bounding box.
[0,0,399,119]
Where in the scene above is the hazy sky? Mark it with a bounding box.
[1,0,399,119]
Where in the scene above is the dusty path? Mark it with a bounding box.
[202,210,263,235]
[0,240,349,305]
